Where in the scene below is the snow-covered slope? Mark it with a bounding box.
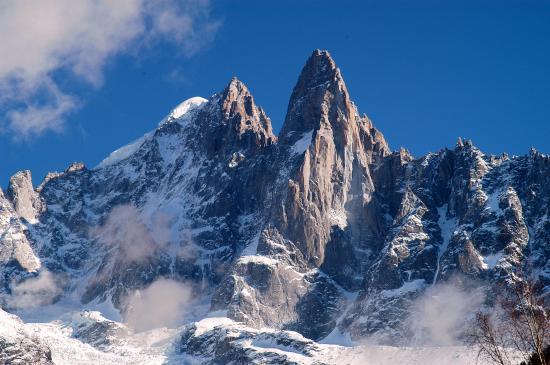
[0,308,503,365]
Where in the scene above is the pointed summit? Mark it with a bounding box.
[279,50,349,142]
[291,49,340,94]
[196,77,276,158]
[222,76,247,98]
[219,76,275,143]
[6,170,43,223]
[278,50,388,160]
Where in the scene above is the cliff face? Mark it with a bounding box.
[1,50,548,353]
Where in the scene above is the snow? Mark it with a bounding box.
[484,189,502,213]
[167,97,207,120]
[291,130,314,155]
[319,344,501,365]
[26,320,177,365]
[238,254,279,266]
[321,327,355,347]
[241,232,261,256]
[381,279,425,298]
[1,306,518,365]
[432,205,457,285]
[97,96,207,168]
[97,132,153,168]
[192,316,236,337]
[420,153,435,167]
[329,208,348,229]
[481,251,504,270]
[0,309,24,341]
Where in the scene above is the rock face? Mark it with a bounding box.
[6,170,44,224]
[0,187,41,286]
[0,49,549,358]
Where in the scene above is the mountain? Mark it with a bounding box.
[0,50,548,364]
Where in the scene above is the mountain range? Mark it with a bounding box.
[0,50,548,365]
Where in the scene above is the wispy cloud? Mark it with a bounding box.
[6,270,62,310]
[123,278,194,332]
[91,204,173,263]
[90,203,198,264]
[407,281,485,346]
[0,0,219,139]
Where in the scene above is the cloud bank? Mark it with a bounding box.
[0,0,219,138]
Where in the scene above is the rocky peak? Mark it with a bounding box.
[286,49,339,101]
[65,162,87,173]
[271,51,391,269]
[196,77,276,159]
[279,49,389,159]
[0,186,41,272]
[6,170,43,223]
[398,147,413,164]
[220,77,275,140]
[357,114,391,160]
[279,49,347,142]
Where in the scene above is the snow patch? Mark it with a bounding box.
[97,97,206,168]
[0,309,24,341]
[329,208,348,229]
[481,251,504,270]
[432,205,457,285]
[381,279,425,298]
[484,189,502,213]
[291,130,314,155]
[192,316,236,337]
[97,132,153,168]
[167,97,207,120]
[238,255,279,266]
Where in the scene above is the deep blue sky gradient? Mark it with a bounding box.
[1,0,549,186]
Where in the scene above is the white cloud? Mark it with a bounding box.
[91,204,174,263]
[123,278,193,332]
[407,281,485,346]
[0,0,219,138]
[7,270,62,310]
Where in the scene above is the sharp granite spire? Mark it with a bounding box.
[279,49,349,141]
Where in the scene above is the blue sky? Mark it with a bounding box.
[1,0,549,186]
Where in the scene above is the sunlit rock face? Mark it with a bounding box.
[1,50,548,356]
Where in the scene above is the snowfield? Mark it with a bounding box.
[0,307,502,365]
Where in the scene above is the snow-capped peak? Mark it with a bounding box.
[96,97,207,168]
[163,96,207,123]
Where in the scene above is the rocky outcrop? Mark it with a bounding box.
[6,170,44,223]
[194,77,276,160]
[0,188,40,281]
[179,317,327,365]
[211,50,393,339]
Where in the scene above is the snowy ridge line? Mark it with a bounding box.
[97,96,207,168]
